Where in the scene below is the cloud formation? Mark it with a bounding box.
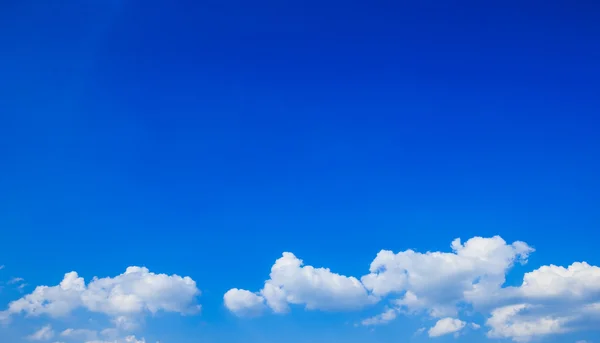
[363,236,533,317]
[0,266,200,323]
[224,252,377,316]
[428,317,466,337]
[224,235,600,342]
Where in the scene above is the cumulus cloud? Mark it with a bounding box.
[223,289,266,317]
[225,236,533,319]
[428,317,466,337]
[485,304,572,342]
[480,262,600,342]
[0,266,200,322]
[363,236,533,317]
[509,262,600,300]
[224,235,600,342]
[224,252,377,315]
[28,325,55,341]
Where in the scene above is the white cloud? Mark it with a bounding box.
[223,289,266,317]
[28,325,55,341]
[363,236,533,317]
[479,261,600,342]
[485,304,572,342]
[511,262,600,300]
[0,265,4,270]
[223,236,536,322]
[8,277,24,285]
[212,234,600,342]
[1,266,200,321]
[224,252,377,315]
[360,308,397,326]
[428,317,466,337]
[359,236,600,342]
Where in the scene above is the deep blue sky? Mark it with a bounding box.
[0,1,599,343]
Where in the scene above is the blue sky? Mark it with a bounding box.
[1,1,599,343]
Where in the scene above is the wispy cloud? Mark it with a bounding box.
[27,325,54,341]
[8,277,24,285]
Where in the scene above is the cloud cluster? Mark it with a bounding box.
[224,235,600,342]
[363,236,533,317]
[0,266,200,323]
[482,262,600,342]
[224,252,377,316]
[3,235,598,343]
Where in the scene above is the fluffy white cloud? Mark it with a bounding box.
[224,252,377,315]
[363,236,533,317]
[480,261,600,342]
[224,236,534,318]
[428,317,466,337]
[0,266,200,321]
[223,289,266,317]
[485,304,571,342]
[223,235,600,342]
[28,325,55,341]
[511,262,600,300]
[358,236,600,342]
